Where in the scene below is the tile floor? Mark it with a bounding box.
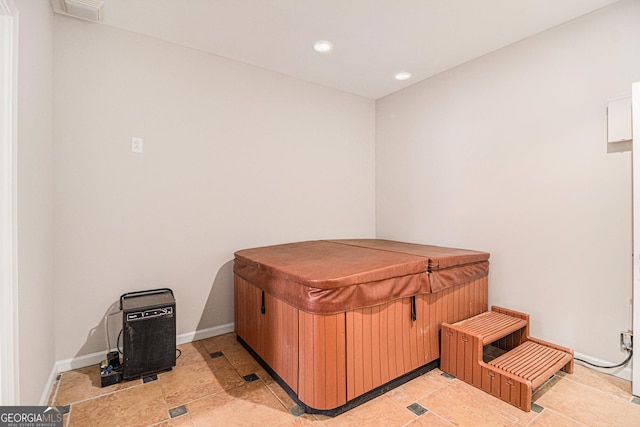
[48,333,640,427]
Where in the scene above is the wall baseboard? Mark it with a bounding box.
[175,323,235,346]
[38,362,59,406]
[40,322,235,405]
[573,351,632,381]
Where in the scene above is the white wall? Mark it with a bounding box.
[376,0,640,364]
[14,0,55,404]
[53,17,375,361]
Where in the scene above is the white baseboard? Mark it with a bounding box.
[39,363,59,406]
[176,323,235,345]
[40,323,235,405]
[573,351,632,381]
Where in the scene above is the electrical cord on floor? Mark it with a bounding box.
[176,348,182,359]
[575,350,632,369]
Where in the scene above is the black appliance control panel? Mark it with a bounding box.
[126,306,173,321]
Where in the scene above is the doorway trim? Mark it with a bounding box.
[0,0,19,405]
[632,81,640,397]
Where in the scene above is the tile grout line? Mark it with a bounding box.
[560,373,637,405]
[417,406,454,426]
[383,370,454,416]
[524,407,590,427]
[158,378,172,426]
[54,339,224,417]
[430,410,456,427]
[64,405,71,427]
[393,376,459,426]
[56,378,145,407]
[49,374,61,406]
[259,376,294,415]
[409,378,450,424]
[200,339,315,423]
[531,374,558,398]
[523,407,543,427]
[310,413,328,425]
[171,380,247,413]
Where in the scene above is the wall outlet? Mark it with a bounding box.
[620,330,633,352]
[131,137,143,153]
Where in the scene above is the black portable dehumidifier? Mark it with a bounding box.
[120,288,176,379]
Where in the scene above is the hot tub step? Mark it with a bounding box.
[488,341,573,390]
[441,306,573,412]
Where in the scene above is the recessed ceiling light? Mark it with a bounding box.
[313,40,334,53]
[394,72,412,81]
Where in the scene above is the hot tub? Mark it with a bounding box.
[233,239,489,415]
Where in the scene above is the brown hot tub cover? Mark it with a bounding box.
[233,239,489,314]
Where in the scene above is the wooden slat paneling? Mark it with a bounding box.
[235,277,299,392]
[234,276,263,353]
[324,314,338,409]
[299,311,315,403]
[401,299,412,371]
[432,292,442,359]
[386,301,398,380]
[312,314,326,409]
[370,306,382,388]
[362,307,373,392]
[379,304,390,385]
[282,297,299,388]
[238,275,489,411]
[299,311,347,409]
[349,277,488,404]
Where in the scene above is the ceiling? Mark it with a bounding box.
[53,0,620,99]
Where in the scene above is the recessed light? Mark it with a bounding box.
[313,40,334,53]
[394,72,412,81]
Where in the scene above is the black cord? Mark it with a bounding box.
[117,329,123,355]
[176,348,182,359]
[575,350,632,369]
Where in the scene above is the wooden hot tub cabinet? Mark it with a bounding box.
[233,239,490,415]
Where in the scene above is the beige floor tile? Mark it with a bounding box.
[218,345,263,376]
[275,413,328,426]
[530,374,563,403]
[187,380,293,427]
[418,379,537,426]
[149,414,195,427]
[534,375,640,427]
[555,364,632,400]
[255,368,299,411]
[67,382,167,427]
[158,357,245,407]
[385,369,451,407]
[54,365,139,406]
[199,332,241,353]
[309,413,332,423]
[405,411,455,426]
[527,409,585,426]
[174,341,212,367]
[322,394,415,427]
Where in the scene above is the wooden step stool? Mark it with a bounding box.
[441,306,573,411]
